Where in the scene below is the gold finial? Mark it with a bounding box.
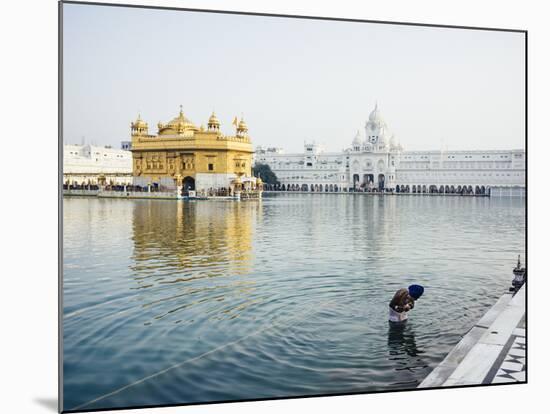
[237,115,248,133]
[179,104,183,115]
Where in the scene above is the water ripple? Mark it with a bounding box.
[63,195,525,410]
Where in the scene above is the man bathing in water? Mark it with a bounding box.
[389,284,424,323]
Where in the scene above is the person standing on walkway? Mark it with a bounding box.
[389,284,424,323]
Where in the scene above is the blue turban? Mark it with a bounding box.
[408,284,424,300]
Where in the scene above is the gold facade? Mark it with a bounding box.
[130,107,254,189]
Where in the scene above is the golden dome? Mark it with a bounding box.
[168,108,193,127]
[208,112,220,126]
[256,176,263,184]
[237,117,248,131]
[159,106,198,133]
[132,114,148,128]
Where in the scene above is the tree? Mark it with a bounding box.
[252,162,280,185]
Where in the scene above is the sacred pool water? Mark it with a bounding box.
[62,194,525,410]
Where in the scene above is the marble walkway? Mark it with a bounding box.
[419,284,526,388]
[489,319,526,384]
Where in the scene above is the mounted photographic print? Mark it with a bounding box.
[60,1,527,412]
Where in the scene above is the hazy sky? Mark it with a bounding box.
[63,3,525,152]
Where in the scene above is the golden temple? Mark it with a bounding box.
[130,106,256,193]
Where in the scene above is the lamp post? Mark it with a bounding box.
[510,255,526,293]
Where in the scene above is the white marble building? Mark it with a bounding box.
[256,104,525,196]
[256,143,348,192]
[63,144,133,185]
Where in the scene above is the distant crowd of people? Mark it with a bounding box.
[265,184,388,193]
[63,184,100,191]
[198,187,260,197]
[64,184,263,196]
[63,184,166,192]
[202,187,233,197]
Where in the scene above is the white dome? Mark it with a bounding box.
[367,103,387,132]
[352,130,362,145]
[368,103,383,122]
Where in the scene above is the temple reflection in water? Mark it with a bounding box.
[131,200,257,293]
[131,200,259,279]
[128,200,263,324]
